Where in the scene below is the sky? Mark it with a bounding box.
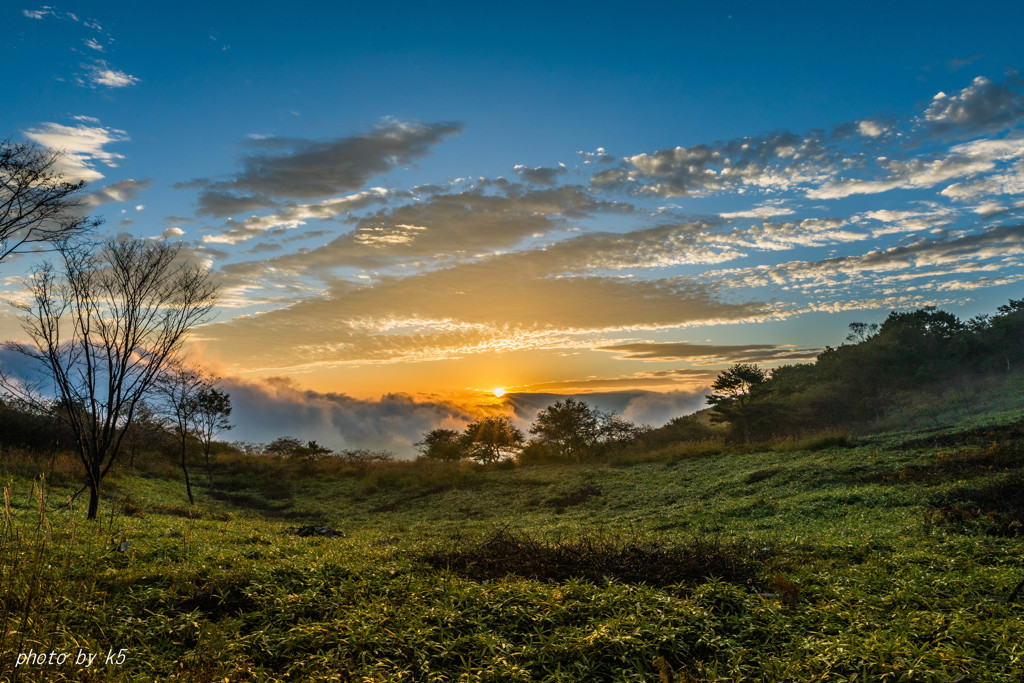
[3,2,1024,456]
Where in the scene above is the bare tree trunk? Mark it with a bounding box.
[180,435,194,505]
[87,478,100,519]
[204,445,212,486]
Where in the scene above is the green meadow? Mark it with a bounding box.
[4,404,1024,682]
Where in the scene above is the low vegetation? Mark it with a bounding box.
[3,400,1024,680]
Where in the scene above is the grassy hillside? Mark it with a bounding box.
[4,407,1024,680]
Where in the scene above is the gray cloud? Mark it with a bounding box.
[591,130,841,198]
[621,389,709,426]
[195,191,276,218]
[186,120,464,216]
[501,390,702,429]
[514,164,567,185]
[203,190,389,245]
[87,178,151,206]
[217,185,632,277]
[923,75,1024,137]
[221,376,473,459]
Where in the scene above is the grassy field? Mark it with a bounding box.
[3,409,1024,681]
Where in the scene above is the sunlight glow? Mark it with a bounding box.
[493,387,505,397]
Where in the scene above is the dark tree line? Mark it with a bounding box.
[705,300,1024,442]
[417,397,644,464]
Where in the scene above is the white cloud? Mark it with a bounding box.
[808,135,1024,199]
[162,227,185,238]
[24,121,130,182]
[203,189,389,245]
[941,159,1024,201]
[22,7,56,19]
[719,205,796,219]
[857,119,886,137]
[82,61,139,88]
[221,376,474,458]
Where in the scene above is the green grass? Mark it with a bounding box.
[3,418,1024,681]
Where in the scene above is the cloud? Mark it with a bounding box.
[807,135,1024,200]
[513,164,567,185]
[621,389,709,426]
[719,205,796,219]
[596,341,820,364]
[220,376,474,458]
[706,223,1024,290]
[199,250,768,371]
[162,227,184,238]
[704,218,866,251]
[87,178,151,206]
[217,185,632,275]
[592,130,838,198]
[499,390,703,429]
[22,7,56,19]
[187,120,464,216]
[586,74,1024,205]
[80,61,139,88]
[23,121,130,182]
[923,76,1024,137]
[857,119,887,137]
[203,189,389,245]
[941,159,1024,201]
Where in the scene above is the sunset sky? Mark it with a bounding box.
[3,2,1024,455]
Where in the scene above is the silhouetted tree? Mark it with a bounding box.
[529,397,600,461]
[706,363,768,444]
[193,385,232,483]
[416,428,466,461]
[1,140,99,264]
[263,436,332,460]
[461,416,523,464]
[157,361,208,504]
[598,412,646,448]
[122,400,168,468]
[1,237,217,518]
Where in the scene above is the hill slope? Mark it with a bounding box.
[3,410,1024,680]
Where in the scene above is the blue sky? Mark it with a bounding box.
[3,2,1024,455]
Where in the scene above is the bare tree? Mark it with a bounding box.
[157,361,207,505]
[2,237,217,518]
[0,140,100,264]
[157,363,232,497]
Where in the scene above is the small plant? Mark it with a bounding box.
[769,574,802,608]
[418,527,762,587]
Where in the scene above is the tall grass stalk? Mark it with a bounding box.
[0,476,106,680]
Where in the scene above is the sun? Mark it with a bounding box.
[492,387,505,397]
